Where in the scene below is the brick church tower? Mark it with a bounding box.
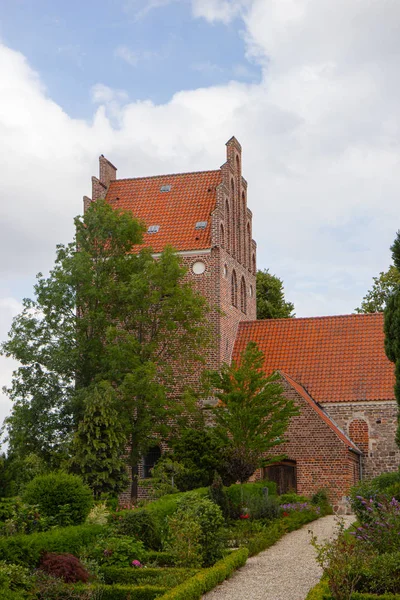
[84,136,257,373]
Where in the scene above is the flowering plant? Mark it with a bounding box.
[280,502,320,514]
[349,496,400,554]
[131,560,142,568]
[239,514,249,519]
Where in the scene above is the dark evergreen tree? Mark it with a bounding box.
[256,269,295,319]
[384,232,400,447]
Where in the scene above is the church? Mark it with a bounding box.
[84,136,399,512]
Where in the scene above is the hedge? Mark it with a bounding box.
[157,548,248,600]
[0,524,103,567]
[146,552,176,567]
[305,580,400,600]
[101,567,199,587]
[95,584,167,600]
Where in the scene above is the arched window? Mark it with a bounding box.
[231,180,236,257]
[225,199,231,253]
[231,270,237,307]
[220,223,225,249]
[236,154,240,174]
[252,253,256,275]
[247,222,251,269]
[142,445,161,479]
[240,277,247,313]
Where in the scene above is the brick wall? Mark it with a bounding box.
[253,378,361,511]
[324,402,400,480]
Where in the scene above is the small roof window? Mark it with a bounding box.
[147,225,160,234]
[195,221,207,229]
[160,185,171,192]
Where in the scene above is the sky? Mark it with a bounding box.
[1,0,400,430]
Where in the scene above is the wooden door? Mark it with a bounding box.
[263,461,297,495]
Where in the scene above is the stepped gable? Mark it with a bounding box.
[234,313,395,403]
[105,170,222,253]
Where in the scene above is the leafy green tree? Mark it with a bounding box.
[69,382,129,498]
[171,428,224,490]
[355,265,400,313]
[1,198,210,497]
[207,342,298,483]
[384,233,400,448]
[256,269,295,319]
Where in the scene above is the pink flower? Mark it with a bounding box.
[131,560,142,568]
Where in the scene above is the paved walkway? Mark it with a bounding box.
[203,515,354,600]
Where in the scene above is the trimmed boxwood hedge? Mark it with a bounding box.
[96,584,167,600]
[0,524,103,567]
[101,567,199,587]
[156,548,248,600]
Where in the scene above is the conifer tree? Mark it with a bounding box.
[69,382,129,498]
[256,269,295,319]
[384,232,400,447]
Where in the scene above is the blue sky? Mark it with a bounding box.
[0,0,259,118]
[1,0,400,428]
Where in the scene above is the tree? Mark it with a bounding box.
[69,382,129,498]
[207,342,298,483]
[256,269,295,319]
[1,198,210,497]
[355,265,400,313]
[384,233,400,448]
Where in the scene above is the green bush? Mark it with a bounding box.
[23,472,93,526]
[165,511,202,568]
[246,494,280,520]
[350,470,400,521]
[0,498,18,522]
[85,537,147,567]
[110,508,161,550]
[145,552,175,567]
[279,492,308,504]
[101,566,199,587]
[224,482,277,518]
[0,524,103,567]
[305,579,331,599]
[157,548,248,600]
[0,561,34,591]
[355,552,400,594]
[143,488,208,528]
[166,494,225,567]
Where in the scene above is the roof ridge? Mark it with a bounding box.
[111,169,221,183]
[239,313,383,326]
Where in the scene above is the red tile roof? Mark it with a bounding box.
[105,170,222,253]
[280,372,361,452]
[233,313,395,403]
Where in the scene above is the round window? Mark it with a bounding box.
[192,261,206,275]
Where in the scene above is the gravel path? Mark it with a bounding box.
[202,515,354,600]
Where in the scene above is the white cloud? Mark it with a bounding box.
[114,45,140,67]
[191,0,251,24]
[1,0,400,426]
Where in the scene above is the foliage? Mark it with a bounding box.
[95,584,167,600]
[247,494,280,520]
[0,560,34,591]
[1,198,210,490]
[86,502,109,526]
[256,269,295,319]
[69,383,129,499]
[101,567,199,587]
[355,264,400,313]
[0,499,51,535]
[349,496,400,554]
[0,453,49,497]
[349,471,400,521]
[141,488,208,532]
[156,548,248,600]
[170,429,224,491]
[355,551,400,594]
[84,536,147,568]
[39,552,89,583]
[208,473,230,520]
[23,472,93,526]
[0,524,103,567]
[207,342,298,483]
[140,457,187,499]
[224,481,277,519]
[311,520,370,600]
[34,573,102,600]
[110,508,161,550]
[166,494,225,567]
[164,511,202,568]
[279,492,308,504]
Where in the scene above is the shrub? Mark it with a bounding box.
[23,472,93,526]
[279,492,308,504]
[157,548,248,600]
[349,496,400,553]
[354,551,400,594]
[34,572,102,600]
[145,552,175,567]
[0,500,51,535]
[86,502,109,526]
[38,552,89,583]
[111,508,161,550]
[171,429,224,491]
[85,537,147,567]
[0,498,18,522]
[100,566,199,587]
[208,473,230,520]
[247,494,280,520]
[0,524,103,567]
[169,494,225,567]
[225,481,277,516]
[0,560,34,591]
[164,511,202,568]
[96,584,167,600]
